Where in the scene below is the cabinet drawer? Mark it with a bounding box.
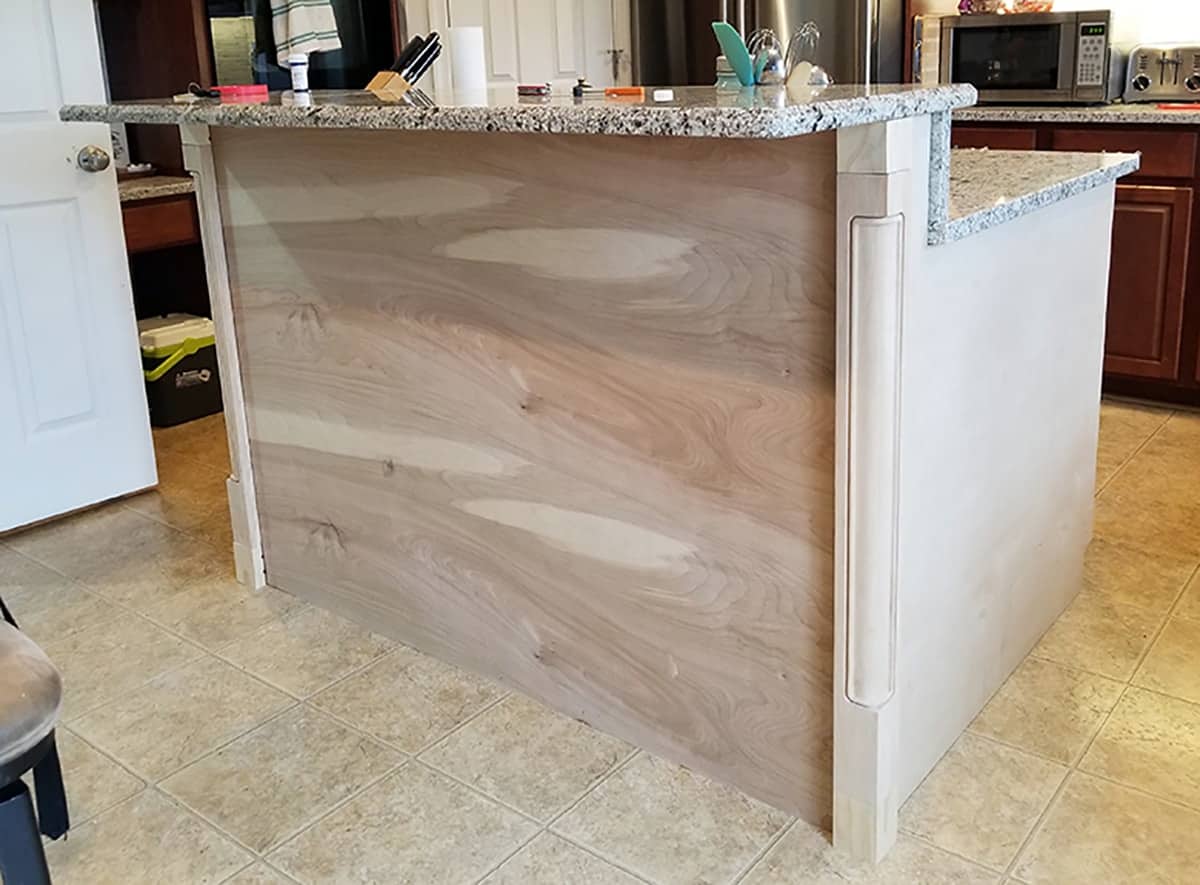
[952,126,1038,151]
[122,196,200,254]
[1049,129,1198,180]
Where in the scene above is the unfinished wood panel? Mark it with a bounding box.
[213,126,838,821]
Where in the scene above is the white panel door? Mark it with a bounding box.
[0,0,155,531]
[446,0,619,89]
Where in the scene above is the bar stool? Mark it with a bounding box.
[0,613,69,885]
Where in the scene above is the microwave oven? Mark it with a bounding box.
[917,10,1126,104]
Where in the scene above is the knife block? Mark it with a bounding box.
[365,71,414,102]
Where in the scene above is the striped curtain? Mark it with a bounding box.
[270,0,343,64]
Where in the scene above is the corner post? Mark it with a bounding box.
[180,123,266,589]
[832,118,915,863]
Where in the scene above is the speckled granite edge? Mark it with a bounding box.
[932,151,1140,245]
[118,176,195,203]
[927,112,953,241]
[61,85,978,140]
[955,105,1200,126]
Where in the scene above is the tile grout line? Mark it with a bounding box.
[54,613,218,726]
[183,751,411,865]
[1001,426,1200,881]
[900,830,1009,876]
[408,690,517,757]
[1093,405,1174,497]
[1000,537,1194,878]
[1001,671,1134,880]
[202,610,395,701]
[729,814,797,884]
[53,725,149,825]
[466,748,648,885]
[526,749,662,885]
[145,698,304,788]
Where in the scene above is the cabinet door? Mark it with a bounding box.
[1104,185,1193,381]
[951,126,1038,151]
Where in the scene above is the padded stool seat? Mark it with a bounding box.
[0,621,62,768]
[0,614,67,885]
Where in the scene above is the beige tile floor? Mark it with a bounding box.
[1,402,1198,884]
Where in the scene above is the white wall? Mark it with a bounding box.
[913,1,1200,47]
[1039,1,1200,46]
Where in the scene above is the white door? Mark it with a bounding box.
[0,0,156,531]
[432,0,625,90]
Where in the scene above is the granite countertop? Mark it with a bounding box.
[62,84,977,139]
[117,175,195,203]
[934,149,1140,243]
[66,85,1138,245]
[955,104,1200,126]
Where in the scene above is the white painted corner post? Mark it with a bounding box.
[832,119,915,863]
[180,123,267,590]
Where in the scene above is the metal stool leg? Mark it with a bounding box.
[0,779,51,885]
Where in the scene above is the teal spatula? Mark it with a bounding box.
[712,22,755,87]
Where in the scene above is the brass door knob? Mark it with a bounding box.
[77,145,111,173]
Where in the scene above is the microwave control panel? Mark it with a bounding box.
[1076,23,1109,87]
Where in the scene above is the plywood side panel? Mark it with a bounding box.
[214,127,838,820]
[897,164,1114,801]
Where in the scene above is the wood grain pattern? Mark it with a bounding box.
[213,127,839,820]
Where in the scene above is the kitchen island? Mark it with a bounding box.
[63,84,1136,863]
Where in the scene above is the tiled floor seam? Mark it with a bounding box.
[217,860,302,885]
[214,858,260,885]
[110,784,269,867]
[1072,763,1200,815]
[196,754,410,861]
[204,612,395,700]
[900,830,1009,876]
[1165,562,1200,618]
[134,698,304,788]
[1124,585,1188,686]
[963,726,1094,769]
[1002,679,1134,879]
[408,687,521,756]
[521,749,661,883]
[57,614,219,725]
[250,703,579,874]
[55,725,149,826]
[1092,412,1172,497]
[728,814,798,884]
[997,762,1073,880]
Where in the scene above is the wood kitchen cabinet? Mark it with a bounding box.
[952,126,1038,150]
[951,120,1200,404]
[1104,185,1192,380]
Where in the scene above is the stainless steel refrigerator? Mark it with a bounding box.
[632,0,905,87]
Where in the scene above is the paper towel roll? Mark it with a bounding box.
[448,26,487,93]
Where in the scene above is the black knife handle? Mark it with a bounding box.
[391,35,426,73]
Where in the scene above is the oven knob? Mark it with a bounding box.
[1187,74,1200,92]
[1132,73,1153,91]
